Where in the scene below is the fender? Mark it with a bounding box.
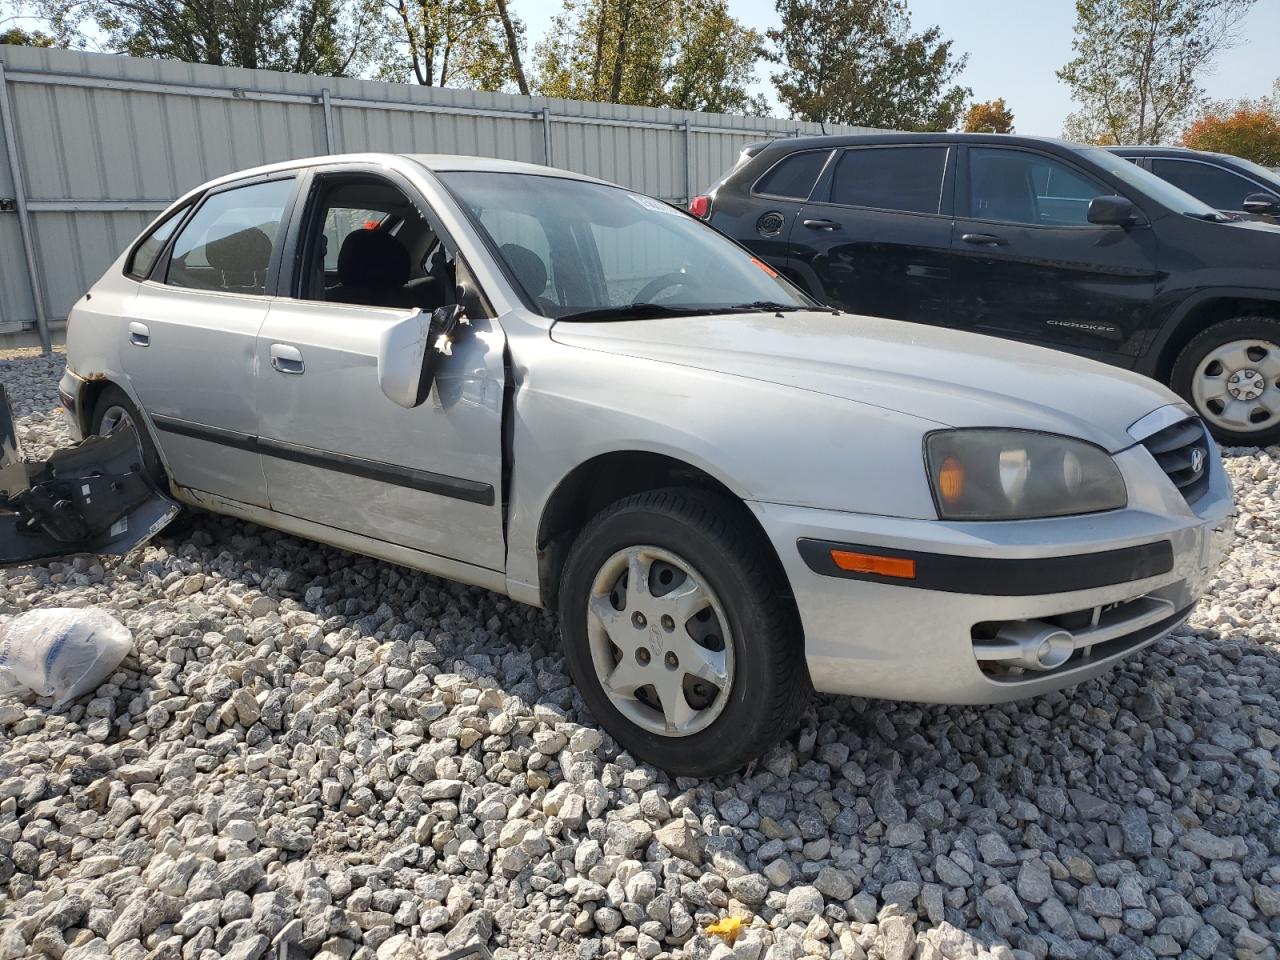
[1139,286,1280,378]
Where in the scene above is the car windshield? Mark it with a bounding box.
[1079,147,1223,218]
[437,171,813,320]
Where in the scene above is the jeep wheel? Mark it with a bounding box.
[1172,316,1280,446]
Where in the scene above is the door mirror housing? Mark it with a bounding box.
[377,304,469,409]
[1242,192,1280,215]
[1087,195,1138,226]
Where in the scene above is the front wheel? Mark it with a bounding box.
[1171,316,1280,446]
[558,489,811,777]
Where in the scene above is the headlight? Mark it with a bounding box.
[925,429,1126,520]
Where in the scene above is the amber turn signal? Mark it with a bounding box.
[829,549,917,580]
[937,454,966,504]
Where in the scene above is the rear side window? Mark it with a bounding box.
[753,150,831,200]
[125,205,188,280]
[166,178,294,295]
[1151,158,1273,211]
[829,146,947,214]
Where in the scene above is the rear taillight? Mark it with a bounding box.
[688,195,712,219]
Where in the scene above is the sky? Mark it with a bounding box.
[521,0,1280,136]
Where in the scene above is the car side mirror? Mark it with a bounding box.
[1242,192,1280,215]
[377,304,470,409]
[1087,195,1138,226]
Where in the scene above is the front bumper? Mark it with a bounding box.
[751,441,1234,704]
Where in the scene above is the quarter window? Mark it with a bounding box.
[125,204,188,280]
[969,148,1108,225]
[828,146,948,215]
[1151,158,1272,212]
[754,150,831,200]
[165,179,294,295]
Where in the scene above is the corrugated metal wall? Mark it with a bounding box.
[0,45,875,348]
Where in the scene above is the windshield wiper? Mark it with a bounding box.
[724,301,810,313]
[555,302,727,323]
[1187,210,1232,222]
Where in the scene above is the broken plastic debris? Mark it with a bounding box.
[0,608,133,707]
[704,916,745,945]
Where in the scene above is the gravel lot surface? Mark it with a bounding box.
[1,352,1278,960]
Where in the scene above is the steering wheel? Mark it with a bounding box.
[633,271,695,304]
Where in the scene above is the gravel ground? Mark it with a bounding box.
[1,352,1278,960]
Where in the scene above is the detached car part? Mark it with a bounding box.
[1,385,179,567]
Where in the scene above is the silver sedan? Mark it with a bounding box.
[55,153,1233,776]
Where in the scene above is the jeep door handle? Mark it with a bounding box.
[128,321,150,347]
[961,233,1007,246]
[269,343,305,375]
[803,218,840,231]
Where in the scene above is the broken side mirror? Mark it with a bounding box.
[377,304,470,409]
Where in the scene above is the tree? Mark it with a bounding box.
[533,0,765,114]
[963,98,1013,133]
[764,0,970,131]
[1182,101,1280,166]
[0,24,56,45]
[1057,0,1257,145]
[38,0,376,74]
[377,0,512,88]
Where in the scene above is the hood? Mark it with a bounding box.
[550,311,1179,453]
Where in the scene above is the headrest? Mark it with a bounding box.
[500,243,548,298]
[205,226,273,279]
[338,229,410,288]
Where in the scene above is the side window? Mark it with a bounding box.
[125,204,189,280]
[298,176,453,311]
[166,179,293,294]
[828,146,947,215]
[969,148,1108,225]
[1151,159,1270,211]
[754,150,832,200]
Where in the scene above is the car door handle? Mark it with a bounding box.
[269,343,305,375]
[128,321,150,347]
[803,218,840,231]
[961,233,1007,246]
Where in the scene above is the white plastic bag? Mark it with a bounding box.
[0,608,133,707]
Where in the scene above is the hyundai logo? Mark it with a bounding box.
[1190,447,1205,474]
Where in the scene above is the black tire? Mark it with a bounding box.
[89,385,168,488]
[1171,316,1280,447]
[557,488,811,777]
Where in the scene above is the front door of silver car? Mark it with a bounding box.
[123,175,298,508]
[253,167,508,572]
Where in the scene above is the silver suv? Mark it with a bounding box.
[52,153,1233,775]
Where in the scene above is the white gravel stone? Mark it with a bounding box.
[1,352,1278,960]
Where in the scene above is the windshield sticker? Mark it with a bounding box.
[630,193,682,215]
[751,257,779,278]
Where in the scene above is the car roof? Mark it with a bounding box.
[185,152,610,198]
[749,132,1092,153]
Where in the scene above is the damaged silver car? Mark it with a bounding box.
[41,154,1232,775]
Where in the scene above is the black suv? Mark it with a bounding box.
[1110,145,1280,224]
[697,133,1280,445]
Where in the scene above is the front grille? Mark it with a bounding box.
[1140,417,1211,504]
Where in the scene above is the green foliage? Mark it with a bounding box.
[764,0,969,131]
[0,24,56,45]
[533,0,766,114]
[376,0,521,89]
[1057,0,1257,145]
[37,0,378,74]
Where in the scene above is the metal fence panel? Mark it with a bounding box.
[0,44,878,348]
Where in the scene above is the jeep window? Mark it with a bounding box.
[753,150,832,200]
[1080,148,1220,218]
[165,178,294,295]
[125,204,189,280]
[970,148,1108,225]
[440,171,811,319]
[1151,158,1276,211]
[828,146,947,215]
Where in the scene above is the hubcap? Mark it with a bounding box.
[1192,339,1280,434]
[585,545,734,737]
[98,404,133,436]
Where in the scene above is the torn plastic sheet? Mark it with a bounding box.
[0,384,179,567]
